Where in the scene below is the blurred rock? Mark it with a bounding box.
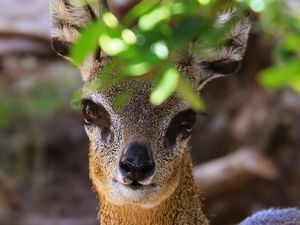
[0,0,52,56]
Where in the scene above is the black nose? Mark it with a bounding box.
[119,142,155,183]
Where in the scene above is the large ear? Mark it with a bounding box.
[178,11,251,90]
[50,0,95,57]
[50,0,107,81]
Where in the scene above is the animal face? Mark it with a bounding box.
[83,69,195,207]
[50,0,251,208]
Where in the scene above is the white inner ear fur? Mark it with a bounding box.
[189,12,251,91]
[209,15,251,62]
[50,0,91,42]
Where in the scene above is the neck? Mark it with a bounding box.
[97,153,209,225]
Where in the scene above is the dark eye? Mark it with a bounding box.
[82,100,114,143]
[164,109,196,148]
[82,100,101,125]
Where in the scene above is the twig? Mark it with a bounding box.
[194,147,279,198]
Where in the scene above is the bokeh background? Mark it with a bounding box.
[0,0,299,225]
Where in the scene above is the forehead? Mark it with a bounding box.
[83,77,188,123]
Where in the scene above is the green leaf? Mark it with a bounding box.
[126,62,151,76]
[102,12,119,28]
[99,35,128,56]
[71,0,99,6]
[172,16,210,46]
[71,22,102,65]
[124,1,160,26]
[71,88,83,110]
[150,67,180,105]
[259,60,300,93]
[139,5,172,31]
[177,77,205,112]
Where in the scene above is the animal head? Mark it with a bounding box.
[50,0,251,208]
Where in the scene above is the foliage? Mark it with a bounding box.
[259,60,300,92]
[256,0,300,92]
[71,0,300,110]
[70,0,238,111]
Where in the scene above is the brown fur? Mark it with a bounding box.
[92,146,209,225]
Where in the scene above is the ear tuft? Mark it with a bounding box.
[179,10,251,91]
[50,0,94,57]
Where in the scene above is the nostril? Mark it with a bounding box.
[140,163,155,175]
[120,161,132,174]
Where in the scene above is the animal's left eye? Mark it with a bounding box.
[164,109,196,147]
[178,110,196,133]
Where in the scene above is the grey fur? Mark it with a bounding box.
[239,208,300,225]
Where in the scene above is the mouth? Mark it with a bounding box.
[113,179,157,190]
[126,180,157,190]
[111,179,158,196]
[108,179,160,207]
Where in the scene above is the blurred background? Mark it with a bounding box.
[0,0,299,225]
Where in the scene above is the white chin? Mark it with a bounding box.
[108,180,161,208]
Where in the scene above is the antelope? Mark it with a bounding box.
[49,0,300,224]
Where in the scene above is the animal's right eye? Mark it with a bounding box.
[82,99,114,144]
[82,100,100,125]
